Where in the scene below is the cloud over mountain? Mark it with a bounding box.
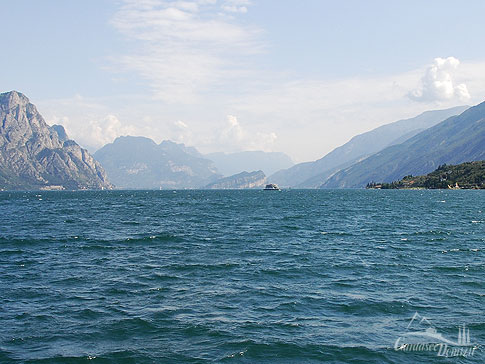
[408,57,470,103]
[219,115,277,152]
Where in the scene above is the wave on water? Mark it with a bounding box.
[1,190,484,363]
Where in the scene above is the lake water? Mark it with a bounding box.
[0,190,483,363]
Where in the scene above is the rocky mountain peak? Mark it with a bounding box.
[0,90,112,190]
[0,90,30,107]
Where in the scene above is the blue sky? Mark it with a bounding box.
[2,0,485,161]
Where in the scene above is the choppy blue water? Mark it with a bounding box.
[0,190,483,363]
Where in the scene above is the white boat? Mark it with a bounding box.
[263,183,281,191]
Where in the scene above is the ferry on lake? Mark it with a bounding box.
[263,183,281,191]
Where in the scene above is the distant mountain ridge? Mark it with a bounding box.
[204,170,266,189]
[3,90,475,191]
[322,101,485,188]
[94,136,221,189]
[269,106,468,187]
[206,151,293,177]
[0,91,112,190]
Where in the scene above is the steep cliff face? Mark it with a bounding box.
[0,91,112,190]
[204,170,266,189]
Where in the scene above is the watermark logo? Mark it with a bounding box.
[394,312,479,358]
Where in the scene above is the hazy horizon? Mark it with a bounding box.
[2,0,485,162]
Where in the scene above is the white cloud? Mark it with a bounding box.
[86,114,139,148]
[174,120,188,129]
[218,114,277,152]
[110,0,261,103]
[169,119,195,145]
[222,0,250,13]
[37,94,147,151]
[222,59,485,161]
[37,58,485,161]
[48,113,139,151]
[408,57,471,103]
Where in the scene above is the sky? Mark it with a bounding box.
[2,0,485,162]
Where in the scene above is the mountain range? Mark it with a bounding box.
[321,101,485,188]
[268,106,469,187]
[93,138,294,189]
[0,91,111,190]
[1,89,483,191]
[94,136,221,189]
